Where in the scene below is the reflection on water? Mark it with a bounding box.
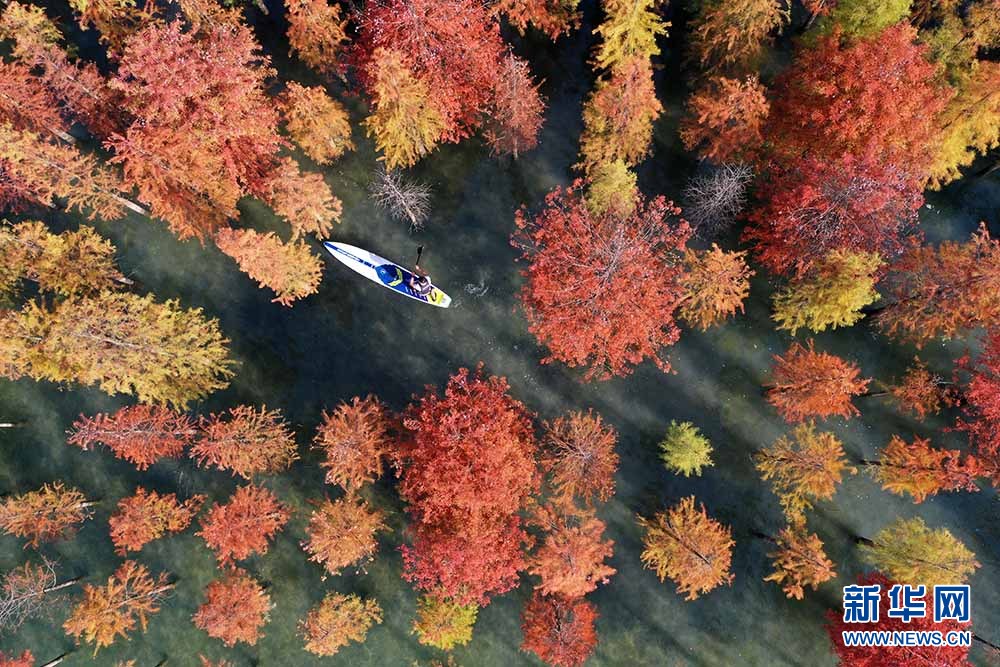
[1,8,999,667]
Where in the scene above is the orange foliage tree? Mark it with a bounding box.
[280,82,354,164]
[755,423,856,520]
[198,484,291,565]
[541,410,619,505]
[193,569,271,647]
[527,502,615,599]
[63,561,173,654]
[688,0,788,70]
[766,340,870,422]
[520,592,598,667]
[313,395,391,491]
[357,0,506,143]
[577,57,662,173]
[302,495,387,577]
[492,0,580,39]
[878,223,1000,344]
[109,488,205,555]
[68,405,196,470]
[397,367,540,605]
[257,157,341,240]
[763,524,836,599]
[888,357,955,419]
[680,76,769,164]
[191,405,298,479]
[872,435,980,503]
[0,482,94,547]
[285,0,350,75]
[299,592,383,657]
[0,60,68,139]
[514,181,691,380]
[0,123,131,220]
[638,496,734,600]
[213,228,324,307]
[678,244,753,330]
[0,2,122,138]
[484,52,545,158]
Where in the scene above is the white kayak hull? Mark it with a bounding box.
[323,242,452,308]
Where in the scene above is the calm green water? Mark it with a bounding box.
[1,3,999,666]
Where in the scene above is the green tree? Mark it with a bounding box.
[859,517,980,587]
[659,421,714,477]
[772,250,883,334]
[815,0,912,38]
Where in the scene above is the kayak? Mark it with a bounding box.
[323,242,452,308]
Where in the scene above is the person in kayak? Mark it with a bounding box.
[407,245,433,297]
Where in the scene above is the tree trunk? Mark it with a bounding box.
[859,390,890,398]
[973,633,1000,653]
[0,422,18,428]
[751,529,777,543]
[44,577,81,594]
[853,535,875,547]
[40,655,68,667]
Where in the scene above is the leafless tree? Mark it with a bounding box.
[369,167,431,231]
[0,557,78,634]
[681,163,753,239]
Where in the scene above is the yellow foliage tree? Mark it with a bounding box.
[585,159,638,217]
[860,517,980,587]
[281,82,354,164]
[928,61,1000,188]
[0,221,124,297]
[364,48,446,169]
[412,595,478,650]
[592,0,669,72]
[0,291,233,407]
[772,250,883,334]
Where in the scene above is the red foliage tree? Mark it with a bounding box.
[0,651,33,667]
[193,568,271,647]
[109,488,205,555]
[513,181,691,380]
[68,404,196,470]
[520,592,598,667]
[191,405,298,479]
[765,24,947,173]
[746,153,923,276]
[747,24,950,275]
[959,329,1000,486]
[198,485,291,565]
[397,366,540,605]
[680,75,769,164]
[825,572,971,667]
[356,0,505,141]
[0,60,68,137]
[485,52,545,158]
[767,340,870,422]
